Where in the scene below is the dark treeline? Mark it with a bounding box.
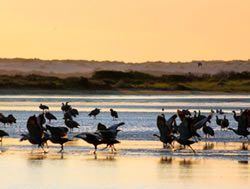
[0,71,250,91]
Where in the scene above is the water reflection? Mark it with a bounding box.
[240,142,249,151]
[203,142,215,150]
[160,156,173,164]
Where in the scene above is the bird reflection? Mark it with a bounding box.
[240,142,249,151]
[179,159,194,167]
[238,160,248,164]
[160,156,173,164]
[203,142,215,150]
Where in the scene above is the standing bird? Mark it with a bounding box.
[88,108,100,119]
[0,130,9,146]
[7,114,16,125]
[202,125,215,138]
[216,115,229,130]
[69,108,79,117]
[39,104,49,112]
[61,102,71,112]
[64,119,80,131]
[46,125,71,152]
[45,112,57,123]
[74,132,103,154]
[232,110,240,122]
[110,109,118,120]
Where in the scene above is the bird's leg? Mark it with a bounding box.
[0,138,2,147]
[188,145,196,154]
[101,146,108,151]
[59,144,64,153]
[112,145,117,152]
[93,145,97,154]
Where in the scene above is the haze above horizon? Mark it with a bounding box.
[1,0,250,62]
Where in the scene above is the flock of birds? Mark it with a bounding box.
[0,103,249,154]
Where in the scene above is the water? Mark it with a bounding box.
[0,93,249,141]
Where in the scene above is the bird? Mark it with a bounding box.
[46,125,71,152]
[74,132,103,154]
[7,114,16,125]
[37,113,46,127]
[64,119,80,131]
[232,110,240,122]
[216,115,229,130]
[45,112,57,123]
[0,130,9,146]
[96,122,124,151]
[39,104,49,111]
[20,115,48,152]
[0,113,8,126]
[110,109,118,120]
[88,108,100,119]
[228,109,250,140]
[202,125,215,138]
[69,108,79,117]
[61,102,71,112]
[154,114,177,148]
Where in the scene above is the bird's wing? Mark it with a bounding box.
[157,115,170,138]
[193,115,211,130]
[178,119,191,140]
[108,122,125,131]
[27,115,43,138]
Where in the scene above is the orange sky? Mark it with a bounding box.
[0,0,250,62]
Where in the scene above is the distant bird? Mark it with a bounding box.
[46,125,71,152]
[69,108,79,117]
[0,130,9,146]
[197,62,202,67]
[45,112,57,123]
[110,109,118,120]
[7,114,16,125]
[232,110,240,122]
[74,132,103,154]
[61,102,71,112]
[202,125,215,138]
[228,109,250,140]
[0,113,8,126]
[64,111,73,121]
[39,104,49,111]
[64,119,80,131]
[216,115,229,130]
[216,109,224,114]
[88,108,100,119]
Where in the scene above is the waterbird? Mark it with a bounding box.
[45,112,57,123]
[61,102,71,112]
[39,104,49,111]
[64,118,80,131]
[228,109,250,140]
[7,114,16,125]
[69,108,79,117]
[232,110,240,122]
[74,132,103,154]
[110,109,118,120]
[202,125,215,138]
[154,114,177,148]
[216,115,229,130]
[88,108,100,119]
[0,130,9,146]
[45,125,71,152]
[20,115,48,152]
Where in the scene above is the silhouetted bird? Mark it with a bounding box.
[228,109,250,140]
[45,112,57,123]
[64,111,73,121]
[20,115,48,152]
[232,110,240,122]
[64,119,80,131]
[39,104,49,111]
[7,114,16,125]
[61,102,71,112]
[0,130,9,146]
[69,108,79,117]
[37,113,46,127]
[45,124,71,152]
[0,113,8,126]
[88,108,100,119]
[110,109,118,120]
[216,115,229,130]
[74,132,103,153]
[154,114,177,148]
[202,125,215,138]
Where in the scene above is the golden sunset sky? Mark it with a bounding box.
[0,0,250,62]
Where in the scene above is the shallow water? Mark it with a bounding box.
[0,93,249,142]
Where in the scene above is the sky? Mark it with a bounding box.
[0,0,250,62]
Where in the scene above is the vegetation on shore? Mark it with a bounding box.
[0,71,250,92]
